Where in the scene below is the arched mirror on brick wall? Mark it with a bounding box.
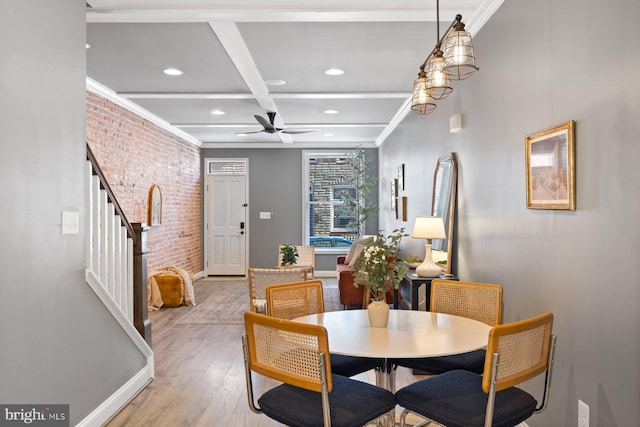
[431,153,457,275]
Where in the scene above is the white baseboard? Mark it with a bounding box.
[76,359,154,427]
[192,270,336,279]
[192,270,206,281]
[315,270,337,278]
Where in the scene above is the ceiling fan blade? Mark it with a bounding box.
[254,115,275,131]
[236,130,265,134]
[281,129,320,134]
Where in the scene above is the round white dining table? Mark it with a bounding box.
[293,309,491,359]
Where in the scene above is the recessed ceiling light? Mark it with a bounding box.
[85,43,91,49]
[324,133,335,137]
[210,110,226,115]
[325,68,344,76]
[324,109,339,114]
[237,133,248,137]
[163,68,183,76]
[265,79,286,86]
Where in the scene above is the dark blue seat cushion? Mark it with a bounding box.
[330,354,383,377]
[258,374,396,427]
[395,370,537,427]
[394,349,486,374]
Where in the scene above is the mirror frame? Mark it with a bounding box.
[431,153,458,274]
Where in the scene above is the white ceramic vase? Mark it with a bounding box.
[367,300,390,328]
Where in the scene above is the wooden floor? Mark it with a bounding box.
[107,278,429,427]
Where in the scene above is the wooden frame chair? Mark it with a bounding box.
[397,312,557,427]
[277,244,315,278]
[394,280,503,374]
[242,311,395,427]
[266,280,325,320]
[247,267,307,314]
[266,280,384,378]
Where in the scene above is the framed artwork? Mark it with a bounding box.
[401,196,408,221]
[398,164,405,191]
[149,184,162,225]
[525,120,575,210]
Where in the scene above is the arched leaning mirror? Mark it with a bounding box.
[431,153,458,274]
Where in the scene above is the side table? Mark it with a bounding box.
[399,271,458,310]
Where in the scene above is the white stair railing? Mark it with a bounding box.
[79,144,153,427]
[85,162,134,322]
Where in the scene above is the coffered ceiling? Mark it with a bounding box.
[86,0,503,148]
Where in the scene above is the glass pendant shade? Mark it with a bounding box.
[426,51,452,100]
[443,26,477,80]
[411,71,437,115]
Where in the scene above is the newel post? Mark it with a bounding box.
[132,222,152,346]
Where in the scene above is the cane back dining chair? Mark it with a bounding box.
[242,311,396,427]
[247,267,307,314]
[394,279,503,374]
[277,244,315,278]
[396,311,557,427]
[266,280,384,378]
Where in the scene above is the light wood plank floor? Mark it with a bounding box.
[107,278,429,427]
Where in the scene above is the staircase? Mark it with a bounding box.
[79,144,154,427]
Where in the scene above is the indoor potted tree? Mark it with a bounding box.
[353,228,408,327]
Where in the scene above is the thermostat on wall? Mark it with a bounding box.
[259,212,272,219]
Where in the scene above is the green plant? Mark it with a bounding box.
[353,228,409,301]
[344,148,378,236]
[279,244,299,266]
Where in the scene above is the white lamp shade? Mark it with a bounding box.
[411,216,446,240]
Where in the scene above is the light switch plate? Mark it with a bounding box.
[62,211,79,235]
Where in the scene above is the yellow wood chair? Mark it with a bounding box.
[394,279,503,374]
[396,312,557,427]
[242,311,396,427]
[247,267,307,314]
[266,280,325,320]
[266,280,385,378]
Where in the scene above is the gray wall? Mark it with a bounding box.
[380,0,640,425]
[0,1,146,424]
[201,148,378,272]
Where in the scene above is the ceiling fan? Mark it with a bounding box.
[242,112,318,134]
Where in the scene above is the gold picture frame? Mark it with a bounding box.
[525,120,575,210]
[149,184,162,225]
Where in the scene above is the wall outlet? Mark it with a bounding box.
[578,399,589,427]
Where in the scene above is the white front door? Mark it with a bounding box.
[204,160,248,276]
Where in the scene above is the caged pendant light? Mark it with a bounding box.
[411,0,479,115]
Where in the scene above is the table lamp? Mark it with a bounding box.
[411,215,446,277]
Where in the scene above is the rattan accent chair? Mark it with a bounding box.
[266,280,325,320]
[242,311,396,427]
[266,280,384,378]
[396,311,557,427]
[278,245,315,278]
[247,267,307,314]
[394,279,503,374]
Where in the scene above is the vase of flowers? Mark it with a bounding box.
[353,229,409,327]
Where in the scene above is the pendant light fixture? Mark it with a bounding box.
[411,0,479,115]
[444,15,477,80]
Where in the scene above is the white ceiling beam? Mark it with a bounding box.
[174,123,388,128]
[86,9,472,24]
[119,92,410,99]
[208,21,293,143]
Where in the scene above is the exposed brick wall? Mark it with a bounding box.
[86,91,202,275]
